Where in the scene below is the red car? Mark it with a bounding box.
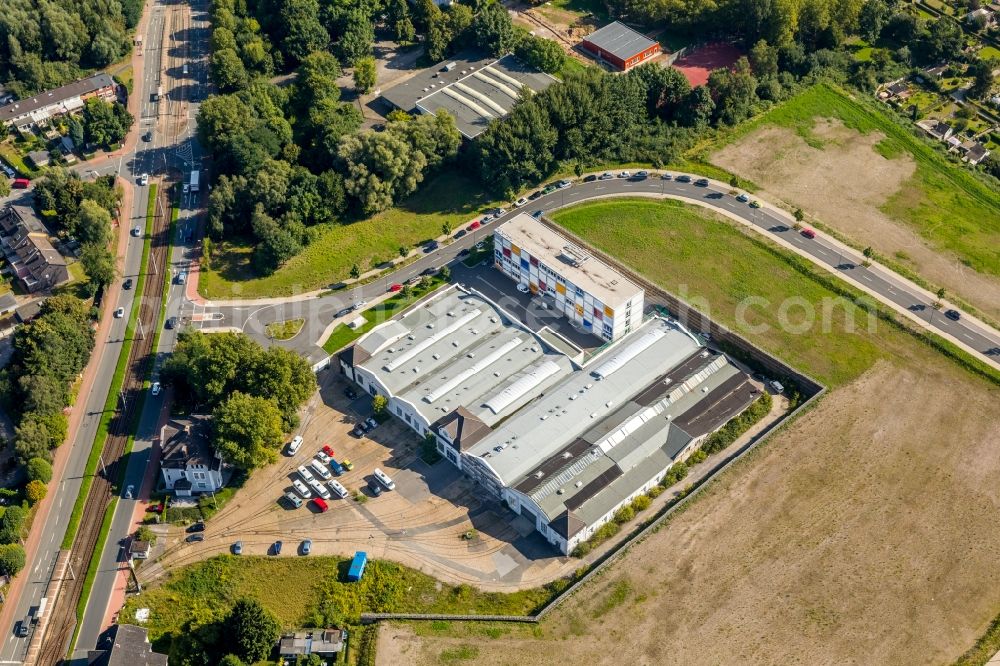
[800,228,816,239]
[12,178,30,189]
[322,444,334,457]
[388,283,402,292]
[467,220,481,231]
[311,497,329,513]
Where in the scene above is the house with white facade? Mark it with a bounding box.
[159,415,223,496]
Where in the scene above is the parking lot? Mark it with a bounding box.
[141,368,575,591]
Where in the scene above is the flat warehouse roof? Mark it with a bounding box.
[495,214,643,310]
[353,286,573,427]
[582,22,659,61]
[380,52,557,139]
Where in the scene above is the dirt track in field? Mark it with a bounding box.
[377,351,1000,665]
[711,120,1000,319]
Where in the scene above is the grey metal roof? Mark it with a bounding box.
[354,285,573,427]
[381,52,557,139]
[582,22,659,61]
[0,73,114,123]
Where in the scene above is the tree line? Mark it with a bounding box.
[33,169,122,294]
[0,0,143,97]
[163,331,316,471]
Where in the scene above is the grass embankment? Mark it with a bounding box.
[265,318,304,340]
[121,555,564,647]
[199,171,500,299]
[321,275,449,354]
[552,197,1000,389]
[62,184,157,549]
[708,82,1000,280]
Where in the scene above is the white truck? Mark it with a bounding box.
[189,170,200,193]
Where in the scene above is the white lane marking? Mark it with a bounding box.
[964,333,974,341]
[861,274,873,282]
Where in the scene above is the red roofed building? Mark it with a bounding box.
[579,22,661,72]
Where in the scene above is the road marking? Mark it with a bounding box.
[861,274,873,282]
[964,333,974,341]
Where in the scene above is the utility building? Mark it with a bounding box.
[579,22,661,72]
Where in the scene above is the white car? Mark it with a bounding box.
[309,478,331,499]
[618,171,630,179]
[328,479,349,499]
[139,173,149,186]
[292,479,312,499]
[516,283,530,294]
[114,307,125,318]
[514,197,528,207]
[310,459,332,480]
[183,183,190,193]
[297,465,315,484]
[131,226,141,237]
[736,193,750,203]
[287,435,303,455]
[315,450,331,464]
[557,179,572,189]
[124,484,134,499]
[150,381,161,396]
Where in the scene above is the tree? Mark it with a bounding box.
[0,544,26,576]
[211,48,249,92]
[442,221,452,235]
[212,392,285,470]
[708,57,758,125]
[863,246,874,262]
[923,18,964,62]
[26,457,52,483]
[859,0,890,42]
[794,208,804,222]
[350,263,361,279]
[967,59,994,100]
[935,287,946,305]
[472,2,517,56]
[353,56,377,94]
[280,0,330,63]
[0,177,9,199]
[25,480,47,504]
[338,10,375,64]
[0,505,26,544]
[74,199,113,247]
[228,598,281,663]
[515,35,565,74]
[82,98,133,148]
[749,40,778,78]
[372,394,388,415]
[219,655,247,666]
[398,245,408,258]
[387,0,416,43]
[295,654,324,666]
[439,265,451,281]
[80,243,117,295]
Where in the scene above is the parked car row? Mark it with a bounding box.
[282,441,363,509]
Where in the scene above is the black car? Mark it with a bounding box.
[368,479,383,497]
[421,267,437,276]
[454,229,466,238]
[343,386,359,400]
[458,248,470,257]
[695,178,710,186]
[335,307,352,318]
[945,309,961,321]
[15,619,29,638]
[631,171,649,180]
[583,174,597,182]
[351,424,365,438]
[165,316,178,329]
[676,175,692,183]
[423,241,439,253]
[186,521,205,533]
[123,278,133,290]
[528,190,543,200]
[531,210,543,218]
[143,131,152,142]
[186,533,205,543]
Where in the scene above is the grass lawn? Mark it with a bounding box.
[0,141,37,177]
[121,555,566,653]
[908,89,942,115]
[980,45,1000,60]
[551,198,998,388]
[199,170,499,299]
[546,0,607,20]
[709,83,1000,281]
[264,318,304,340]
[321,275,450,354]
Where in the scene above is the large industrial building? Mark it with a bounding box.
[340,282,759,554]
[494,214,643,342]
[380,52,557,139]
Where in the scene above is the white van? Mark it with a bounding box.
[182,63,189,75]
[284,491,303,508]
[310,459,332,480]
[309,478,331,499]
[287,435,303,455]
[373,468,395,491]
[297,465,314,484]
[292,479,311,499]
[328,479,348,499]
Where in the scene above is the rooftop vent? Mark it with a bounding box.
[489,316,498,323]
[387,347,395,353]
[540,414,548,420]
[447,311,455,317]
[467,353,475,358]
[575,481,583,488]
[557,488,564,495]
[432,354,440,360]
[562,451,572,459]
[408,335,415,340]
[534,471,544,479]
[568,394,577,401]
[427,323,435,329]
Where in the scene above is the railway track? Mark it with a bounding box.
[35,182,172,665]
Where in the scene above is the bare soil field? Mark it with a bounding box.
[711,119,1000,319]
[376,350,1000,666]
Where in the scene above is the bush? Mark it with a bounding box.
[0,505,26,544]
[701,392,773,455]
[661,463,689,488]
[647,486,664,499]
[0,543,26,576]
[689,449,708,464]
[135,525,156,545]
[613,505,635,524]
[26,457,52,483]
[631,494,652,512]
[25,480,46,505]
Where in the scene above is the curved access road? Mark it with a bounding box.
[190,173,1000,372]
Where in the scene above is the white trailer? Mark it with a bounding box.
[189,170,199,193]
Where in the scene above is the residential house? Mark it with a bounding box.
[965,7,995,26]
[0,204,70,293]
[918,119,954,141]
[884,80,911,99]
[129,540,151,560]
[27,150,50,168]
[921,63,949,79]
[0,73,116,132]
[278,629,348,660]
[14,300,42,323]
[159,415,224,496]
[87,624,168,666]
[961,140,991,165]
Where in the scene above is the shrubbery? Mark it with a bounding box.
[701,392,773,455]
